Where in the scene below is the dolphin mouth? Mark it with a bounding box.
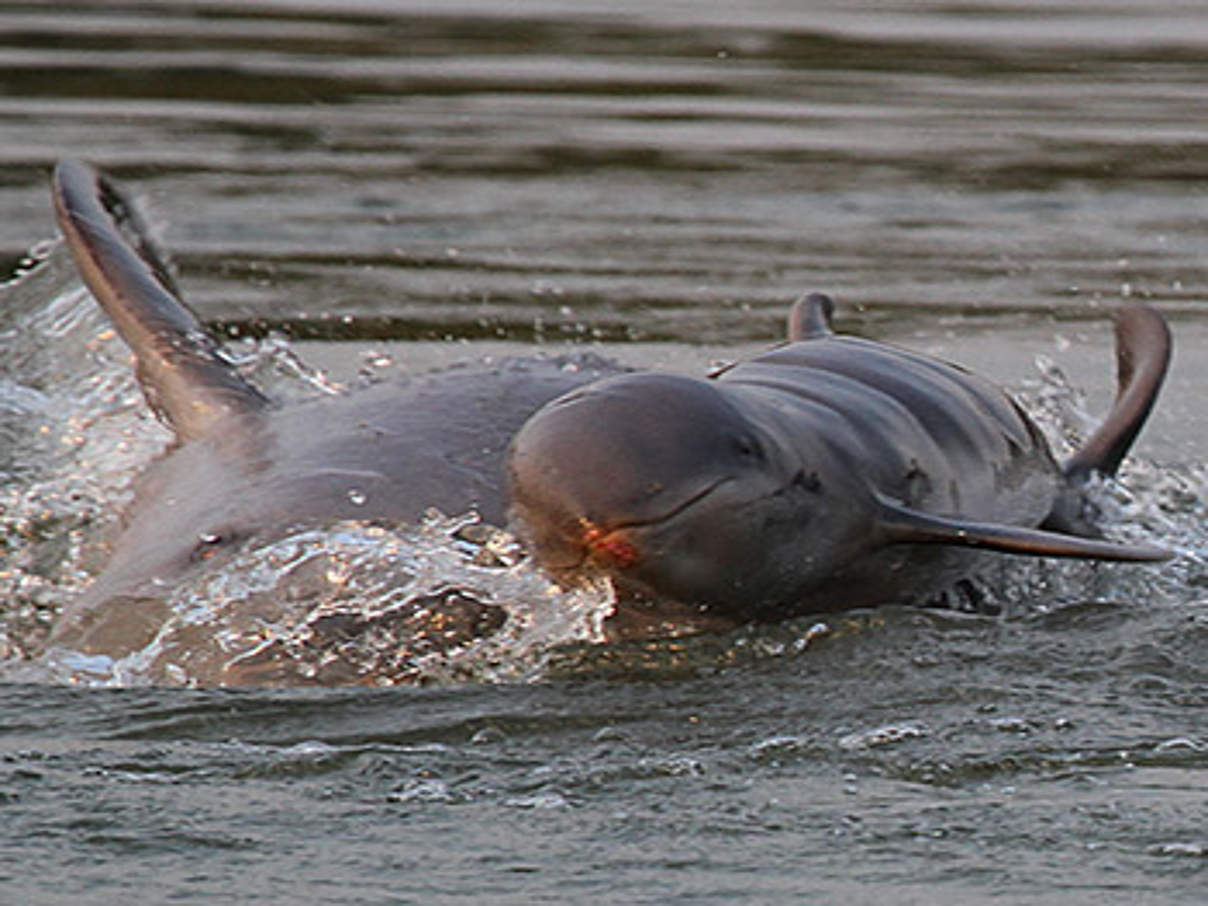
[520,475,737,574]
[605,475,734,533]
[578,475,734,568]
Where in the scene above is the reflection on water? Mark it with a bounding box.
[1,1,1207,903]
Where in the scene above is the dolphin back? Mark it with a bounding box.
[720,331,1051,524]
[722,300,1171,563]
[52,159,268,442]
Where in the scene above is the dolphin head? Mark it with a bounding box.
[506,372,866,619]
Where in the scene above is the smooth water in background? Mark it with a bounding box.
[1,1,1207,902]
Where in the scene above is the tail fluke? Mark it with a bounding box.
[51,159,268,442]
[1062,303,1171,483]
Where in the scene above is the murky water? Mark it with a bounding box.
[1,1,1207,902]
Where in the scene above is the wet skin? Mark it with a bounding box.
[507,293,1172,629]
[47,160,1172,656]
[47,159,628,653]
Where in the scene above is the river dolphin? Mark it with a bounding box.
[507,292,1172,632]
[47,159,1173,659]
[46,159,628,653]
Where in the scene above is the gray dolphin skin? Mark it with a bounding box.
[507,292,1172,634]
[47,158,1174,661]
[47,159,628,653]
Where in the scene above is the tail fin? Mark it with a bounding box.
[1062,303,1171,483]
[51,159,268,442]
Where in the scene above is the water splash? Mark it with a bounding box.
[1000,356,1208,614]
[2,247,1204,686]
[0,244,404,668]
[1,243,156,659]
[38,513,616,688]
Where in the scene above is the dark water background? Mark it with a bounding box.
[1,1,1207,902]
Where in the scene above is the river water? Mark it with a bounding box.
[1,1,1207,902]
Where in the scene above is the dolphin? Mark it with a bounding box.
[46,158,629,654]
[507,292,1172,634]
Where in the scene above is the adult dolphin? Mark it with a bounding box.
[46,159,629,654]
[507,292,1172,633]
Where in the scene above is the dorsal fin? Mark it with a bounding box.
[787,292,836,341]
[51,159,268,442]
[875,495,1171,562]
[1062,303,1171,483]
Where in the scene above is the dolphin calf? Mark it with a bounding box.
[507,292,1172,633]
[47,159,628,653]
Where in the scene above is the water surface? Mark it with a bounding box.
[1,1,1206,902]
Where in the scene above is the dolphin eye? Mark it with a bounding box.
[794,470,822,492]
[730,433,764,461]
[191,529,239,562]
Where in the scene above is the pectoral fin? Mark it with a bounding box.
[876,497,1171,562]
